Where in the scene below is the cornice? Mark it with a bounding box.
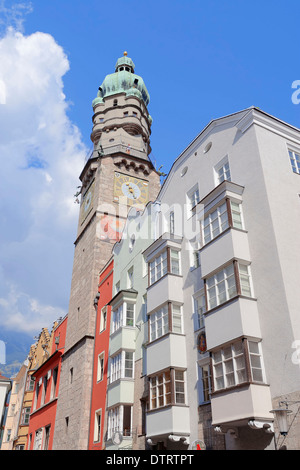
[236,108,300,144]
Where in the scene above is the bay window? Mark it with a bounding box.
[203,201,229,244]
[149,247,181,286]
[212,339,265,391]
[206,262,252,310]
[112,301,135,333]
[150,250,167,284]
[202,199,243,245]
[150,371,171,409]
[149,302,183,342]
[150,304,168,341]
[149,369,186,410]
[110,350,134,383]
[107,405,132,439]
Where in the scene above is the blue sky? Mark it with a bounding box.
[23,0,300,167]
[0,0,300,375]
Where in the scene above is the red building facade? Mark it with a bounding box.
[26,316,67,450]
[88,258,113,450]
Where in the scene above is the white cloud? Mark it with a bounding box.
[0,27,88,334]
[0,281,66,333]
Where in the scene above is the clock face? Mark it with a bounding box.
[114,172,148,206]
[80,181,95,225]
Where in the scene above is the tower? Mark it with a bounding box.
[52,53,160,450]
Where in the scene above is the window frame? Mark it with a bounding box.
[200,363,212,403]
[194,293,206,331]
[149,304,169,342]
[202,198,244,246]
[171,303,183,334]
[100,306,107,332]
[109,350,135,384]
[149,369,186,410]
[289,149,300,174]
[187,186,200,216]
[148,247,181,287]
[21,406,31,425]
[127,267,134,289]
[50,366,58,400]
[97,352,105,382]
[203,201,229,244]
[94,409,102,443]
[212,339,265,392]
[205,262,253,311]
[107,405,133,440]
[215,158,231,185]
[149,250,167,285]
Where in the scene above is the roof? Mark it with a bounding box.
[157,106,300,200]
[92,52,150,108]
[0,373,11,382]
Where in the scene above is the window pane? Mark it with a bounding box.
[213,351,222,363]
[234,341,243,354]
[175,370,184,381]
[216,377,224,390]
[225,360,233,373]
[223,346,232,359]
[226,372,235,387]
[250,354,261,369]
[252,368,263,382]
[214,363,223,376]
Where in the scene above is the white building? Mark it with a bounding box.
[142,106,300,450]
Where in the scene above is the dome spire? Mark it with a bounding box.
[115,51,135,73]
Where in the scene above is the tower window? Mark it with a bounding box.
[113,99,118,107]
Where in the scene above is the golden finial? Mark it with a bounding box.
[123,51,128,56]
